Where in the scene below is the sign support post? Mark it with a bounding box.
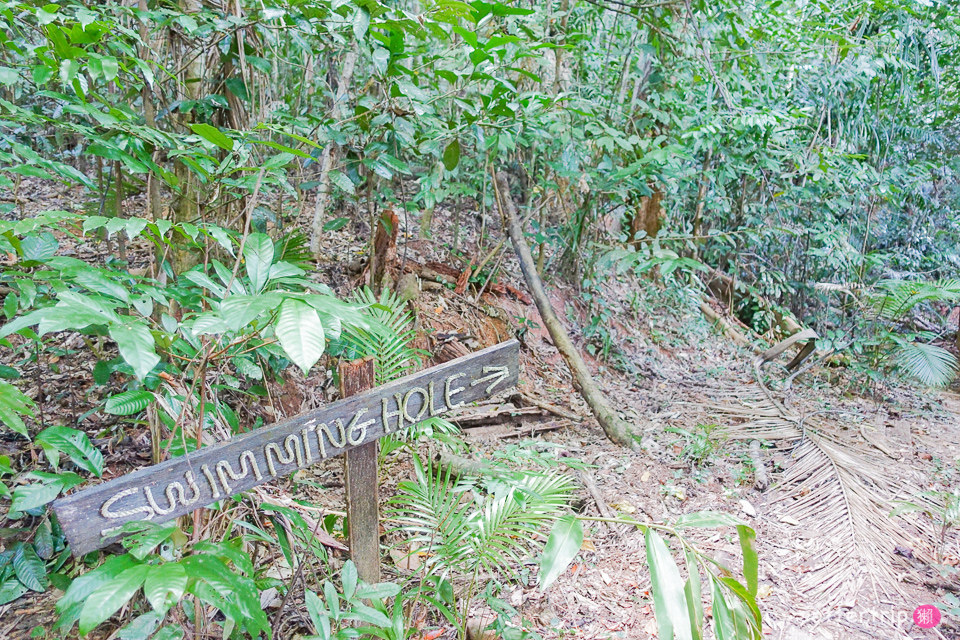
[339,356,380,583]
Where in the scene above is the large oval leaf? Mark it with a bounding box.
[276,298,325,375]
[78,564,149,635]
[104,390,154,416]
[109,322,160,382]
[539,514,583,590]
[12,542,48,592]
[646,529,693,640]
[242,233,275,294]
[143,563,187,613]
[36,425,104,477]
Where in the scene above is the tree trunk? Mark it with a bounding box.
[627,183,663,249]
[494,172,638,450]
[309,46,358,256]
[171,0,204,274]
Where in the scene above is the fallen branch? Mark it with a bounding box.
[509,392,583,422]
[577,471,619,534]
[494,172,638,450]
[465,420,566,440]
[699,300,761,354]
[452,403,550,428]
[436,450,503,479]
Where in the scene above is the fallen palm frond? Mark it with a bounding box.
[710,381,933,608]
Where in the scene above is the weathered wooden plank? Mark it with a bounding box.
[53,340,520,555]
[339,357,380,583]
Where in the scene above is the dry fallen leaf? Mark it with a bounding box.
[644,618,658,636]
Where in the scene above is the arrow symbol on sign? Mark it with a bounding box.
[470,366,510,394]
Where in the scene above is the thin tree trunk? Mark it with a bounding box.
[691,149,713,255]
[172,0,204,274]
[310,46,358,256]
[493,172,638,450]
[137,0,160,222]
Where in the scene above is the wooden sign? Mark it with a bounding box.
[54,340,520,556]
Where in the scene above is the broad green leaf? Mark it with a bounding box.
[347,603,392,628]
[182,270,225,298]
[354,582,401,600]
[121,523,177,561]
[101,56,118,82]
[242,233,274,294]
[10,482,61,512]
[218,293,280,331]
[143,563,187,613]
[12,543,48,592]
[442,139,461,171]
[252,138,313,159]
[646,529,692,640]
[539,514,582,589]
[181,554,268,637]
[0,66,19,85]
[0,577,28,605]
[189,123,234,152]
[78,564,149,635]
[710,578,760,640]
[353,7,370,40]
[20,232,58,262]
[114,611,163,640]
[74,271,130,303]
[0,382,34,437]
[152,627,185,640]
[342,560,358,600]
[737,525,758,597]
[329,170,355,194]
[683,549,704,640]
[674,511,746,529]
[104,390,154,416]
[275,299,325,375]
[305,590,331,637]
[56,555,141,631]
[109,322,160,381]
[323,217,350,232]
[36,425,103,477]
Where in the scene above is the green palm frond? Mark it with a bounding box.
[893,340,959,387]
[867,278,960,321]
[276,230,312,268]
[388,454,474,574]
[389,453,575,578]
[343,287,425,385]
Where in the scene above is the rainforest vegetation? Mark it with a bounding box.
[0,0,957,639]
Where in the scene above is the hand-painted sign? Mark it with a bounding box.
[54,340,520,555]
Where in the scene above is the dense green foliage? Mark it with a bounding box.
[0,0,956,637]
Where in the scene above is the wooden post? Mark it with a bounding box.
[338,356,379,583]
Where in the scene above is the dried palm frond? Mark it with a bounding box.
[710,383,931,608]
